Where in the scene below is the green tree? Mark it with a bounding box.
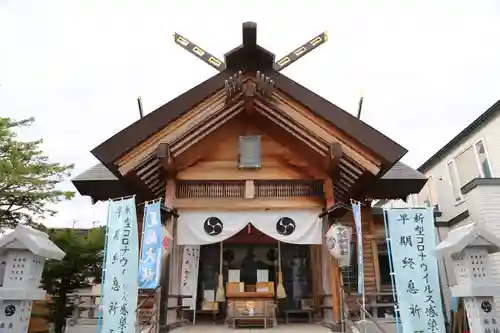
[41,227,105,333]
[0,117,74,231]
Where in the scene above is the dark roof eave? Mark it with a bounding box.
[91,71,229,166]
[267,71,408,165]
[418,100,500,173]
[91,72,408,172]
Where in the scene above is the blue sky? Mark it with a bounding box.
[1,0,500,227]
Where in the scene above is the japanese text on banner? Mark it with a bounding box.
[180,246,200,310]
[139,202,163,289]
[386,207,446,333]
[102,198,139,333]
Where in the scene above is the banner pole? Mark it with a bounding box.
[383,209,401,333]
[97,200,111,333]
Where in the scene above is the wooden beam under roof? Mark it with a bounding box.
[269,92,382,172]
[326,143,342,182]
[169,100,244,156]
[116,89,227,173]
[243,81,256,116]
[156,143,176,178]
[254,99,327,155]
[255,95,381,175]
[251,106,363,198]
[117,94,241,176]
[250,112,328,171]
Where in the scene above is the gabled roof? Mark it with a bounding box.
[92,22,407,174]
[0,225,65,260]
[418,99,500,173]
[435,221,500,257]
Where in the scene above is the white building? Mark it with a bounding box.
[411,99,500,315]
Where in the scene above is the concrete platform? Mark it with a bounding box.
[172,324,334,332]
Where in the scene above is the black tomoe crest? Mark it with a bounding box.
[481,300,492,313]
[204,217,223,236]
[276,217,296,236]
[4,305,15,317]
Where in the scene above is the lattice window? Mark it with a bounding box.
[255,180,324,198]
[176,180,245,198]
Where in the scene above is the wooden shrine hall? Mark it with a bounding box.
[72,22,427,329]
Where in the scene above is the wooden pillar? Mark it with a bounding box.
[367,204,381,292]
[330,255,342,323]
[323,178,341,323]
[323,178,335,208]
[164,179,176,208]
[310,245,322,313]
[163,180,179,324]
[244,180,255,198]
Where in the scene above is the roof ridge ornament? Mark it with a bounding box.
[273,31,328,71]
[173,32,227,71]
[173,22,328,72]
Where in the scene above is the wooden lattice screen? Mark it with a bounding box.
[176,180,324,199]
[254,180,324,198]
[176,180,245,198]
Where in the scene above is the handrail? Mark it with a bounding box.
[354,300,389,333]
[66,290,192,333]
[136,287,162,333]
[339,275,390,333]
[137,286,161,311]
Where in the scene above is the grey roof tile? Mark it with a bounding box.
[381,161,426,180]
[72,164,117,181]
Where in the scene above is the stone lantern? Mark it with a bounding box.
[0,225,65,333]
[436,221,500,333]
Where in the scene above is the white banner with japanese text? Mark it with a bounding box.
[386,207,446,333]
[180,246,200,310]
[102,197,139,333]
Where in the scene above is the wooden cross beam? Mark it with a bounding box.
[173,23,327,73]
[173,33,227,71]
[273,31,328,71]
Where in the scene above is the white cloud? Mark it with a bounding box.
[1,0,500,227]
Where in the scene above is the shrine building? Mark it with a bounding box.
[72,22,428,328]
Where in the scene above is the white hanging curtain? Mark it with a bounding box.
[176,211,251,245]
[177,209,322,245]
[250,210,322,244]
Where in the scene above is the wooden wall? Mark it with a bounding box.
[337,207,387,295]
[176,116,326,182]
[153,115,390,324]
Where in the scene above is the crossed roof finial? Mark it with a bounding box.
[174,22,327,72]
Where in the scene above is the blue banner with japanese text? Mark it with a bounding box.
[351,201,364,294]
[138,202,163,289]
[102,197,139,333]
[386,207,446,333]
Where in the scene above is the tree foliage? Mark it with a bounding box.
[41,227,105,333]
[0,117,74,231]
